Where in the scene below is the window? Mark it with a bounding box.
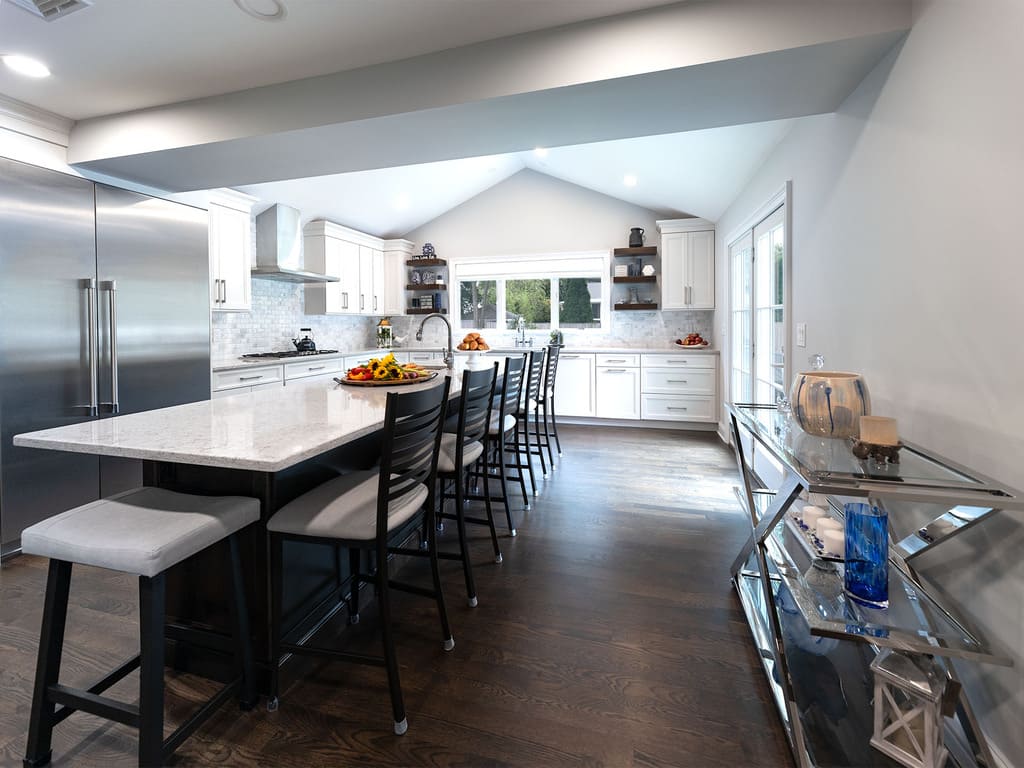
[453,252,609,332]
[729,184,790,406]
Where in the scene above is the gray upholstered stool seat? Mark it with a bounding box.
[437,434,484,473]
[267,470,428,540]
[21,487,259,578]
[488,413,516,436]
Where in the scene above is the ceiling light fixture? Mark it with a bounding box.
[233,0,286,21]
[1,54,51,78]
[623,174,638,188]
[533,147,549,158]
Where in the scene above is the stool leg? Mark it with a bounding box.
[534,406,548,477]
[541,400,555,469]
[479,450,502,563]
[494,435,515,535]
[268,533,284,710]
[226,535,256,710]
[138,572,166,768]
[454,470,477,607]
[24,559,72,768]
[424,501,455,650]
[348,548,361,624]
[548,398,563,456]
[374,543,407,735]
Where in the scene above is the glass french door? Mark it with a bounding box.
[730,204,787,405]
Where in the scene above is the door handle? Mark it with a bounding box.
[666,406,688,411]
[219,278,227,304]
[603,369,627,373]
[238,375,264,382]
[360,294,365,311]
[82,278,99,416]
[342,291,349,309]
[101,280,119,414]
[307,365,326,372]
[667,379,689,384]
[214,278,221,304]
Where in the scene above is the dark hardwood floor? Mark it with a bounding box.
[0,425,791,767]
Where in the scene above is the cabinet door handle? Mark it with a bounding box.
[561,355,580,359]
[667,379,689,384]
[667,406,688,411]
[667,360,689,365]
[239,375,264,382]
[220,279,227,304]
[307,365,326,371]
[342,291,349,309]
[373,297,378,311]
[605,359,627,363]
[603,369,627,373]
[360,294,365,311]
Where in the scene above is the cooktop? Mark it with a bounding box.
[241,350,340,359]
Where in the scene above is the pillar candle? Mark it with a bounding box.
[859,416,899,446]
[822,529,845,557]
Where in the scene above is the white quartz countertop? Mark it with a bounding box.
[210,348,446,372]
[15,362,487,473]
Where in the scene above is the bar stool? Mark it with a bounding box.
[21,487,259,768]
[516,347,548,486]
[535,344,563,463]
[266,378,452,736]
[436,363,502,606]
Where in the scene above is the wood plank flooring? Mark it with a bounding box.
[0,425,791,767]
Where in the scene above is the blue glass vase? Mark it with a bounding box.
[844,502,889,608]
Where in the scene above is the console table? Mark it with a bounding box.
[726,403,1024,768]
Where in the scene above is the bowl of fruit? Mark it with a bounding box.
[456,332,490,363]
[675,333,709,348]
[338,353,437,386]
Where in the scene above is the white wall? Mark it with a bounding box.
[716,0,1024,762]
[402,168,715,347]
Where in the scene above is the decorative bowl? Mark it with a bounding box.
[789,371,870,439]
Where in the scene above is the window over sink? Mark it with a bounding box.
[453,251,608,333]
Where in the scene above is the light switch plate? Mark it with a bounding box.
[796,323,807,348]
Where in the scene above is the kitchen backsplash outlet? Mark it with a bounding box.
[211,280,375,359]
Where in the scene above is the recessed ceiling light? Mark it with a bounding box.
[623,174,638,188]
[2,54,51,78]
[234,0,286,21]
[533,147,549,158]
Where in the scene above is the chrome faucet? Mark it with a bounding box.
[415,313,454,368]
[514,315,532,347]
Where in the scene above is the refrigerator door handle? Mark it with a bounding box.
[82,278,99,416]
[101,280,120,414]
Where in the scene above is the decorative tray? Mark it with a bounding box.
[785,511,843,561]
[334,372,438,387]
[674,341,709,348]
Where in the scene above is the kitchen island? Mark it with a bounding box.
[13,365,480,691]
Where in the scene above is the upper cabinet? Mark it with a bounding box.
[304,220,412,316]
[209,197,254,311]
[657,218,715,310]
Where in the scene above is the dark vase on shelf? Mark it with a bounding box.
[629,227,645,247]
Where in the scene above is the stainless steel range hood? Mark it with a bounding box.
[253,204,339,283]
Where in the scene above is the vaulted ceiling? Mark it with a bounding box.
[0,0,911,235]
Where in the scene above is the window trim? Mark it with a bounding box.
[451,250,611,333]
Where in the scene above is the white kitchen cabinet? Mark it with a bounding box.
[553,353,595,418]
[381,242,413,315]
[284,358,345,382]
[595,366,640,419]
[305,235,359,315]
[640,352,718,423]
[209,202,253,311]
[211,364,283,395]
[657,219,715,310]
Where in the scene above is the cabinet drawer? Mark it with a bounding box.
[405,350,442,363]
[641,353,715,369]
[641,367,716,395]
[284,358,344,381]
[595,367,640,420]
[212,365,283,392]
[641,394,716,422]
[595,353,639,367]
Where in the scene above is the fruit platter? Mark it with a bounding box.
[675,333,709,348]
[336,353,438,387]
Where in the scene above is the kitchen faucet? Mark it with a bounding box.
[415,313,454,368]
[514,315,532,347]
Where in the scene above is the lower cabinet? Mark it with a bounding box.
[554,353,596,418]
[595,366,640,420]
[283,358,344,383]
[211,364,283,398]
[640,353,717,423]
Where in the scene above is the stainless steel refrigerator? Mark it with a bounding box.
[0,156,211,557]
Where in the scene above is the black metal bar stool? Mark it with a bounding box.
[436,363,502,605]
[517,347,548,486]
[536,343,563,464]
[266,378,452,736]
[21,488,259,768]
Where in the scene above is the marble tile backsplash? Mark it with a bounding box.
[211,280,375,359]
[213,282,714,359]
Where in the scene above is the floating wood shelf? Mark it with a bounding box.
[406,284,448,291]
[406,307,448,315]
[612,247,657,257]
[613,303,658,311]
[406,258,447,267]
[613,276,657,283]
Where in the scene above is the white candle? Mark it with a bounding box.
[801,505,826,529]
[859,415,899,446]
[823,529,845,557]
[816,517,843,539]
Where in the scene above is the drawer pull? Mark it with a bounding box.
[605,358,627,363]
[603,369,627,373]
[667,360,689,364]
[238,375,264,381]
[561,355,580,359]
[307,365,326,371]
[666,406,688,411]
[667,379,689,384]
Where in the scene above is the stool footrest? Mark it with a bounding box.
[52,654,140,727]
[48,684,140,728]
[281,641,385,668]
[161,678,240,760]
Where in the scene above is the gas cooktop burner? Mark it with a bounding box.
[241,350,339,359]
